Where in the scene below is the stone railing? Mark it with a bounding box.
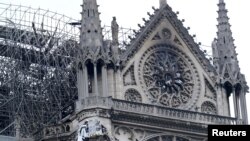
[36,96,242,140]
[81,96,112,108]
[81,96,241,125]
[113,99,242,125]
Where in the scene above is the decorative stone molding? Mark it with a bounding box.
[204,79,216,101]
[138,44,200,109]
[78,96,240,125]
[123,64,136,86]
[114,126,146,141]
[134,128,146,141]
[120,5,216,76]
[114,126,134,141]
[152,32,162,40]
[176,136,189,141]
[161,28,172,39]
[124,89,142,103]
[201,101,217,114]
[77,109,111,122]
[147,135,173,141]
[174,36,183,46]
[142,134,190,141]
[43,122,72,138]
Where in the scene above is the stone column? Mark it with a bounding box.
[102,65,108,97]
[173,136,176,141]
[94,64,98,96]
[107,69,115,97]
[76,64,89,111]
[244,94,248,124]
[232,88,238,118]
[236,93,241,120]
[240,92,246,122]
[216,85,223,115]
[225,92,230,116]
[242,92,248,124]
[77,68,84,100]
[83,65,89,97]
[222,87,230,116]
[114,69,122,99]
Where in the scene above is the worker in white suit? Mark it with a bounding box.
[77,123,89,141]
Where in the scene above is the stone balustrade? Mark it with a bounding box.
[81,96,241,125]
[81,96,111,108]
[37,96,241,140]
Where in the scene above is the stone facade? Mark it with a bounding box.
[36,0,248,141]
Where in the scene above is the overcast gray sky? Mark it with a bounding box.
[1,0,249,122]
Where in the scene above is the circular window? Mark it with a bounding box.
[138,45,200,109]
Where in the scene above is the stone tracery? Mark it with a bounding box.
[162,28,172,39]
[125,89,142,103]
[201,101,217,114]
[139,45,200,109]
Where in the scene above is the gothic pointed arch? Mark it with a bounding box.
[224,81,233,95]
[222,63,233,81]
[235,83,242,96]
[120,3,215,75]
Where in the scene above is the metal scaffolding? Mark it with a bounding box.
[0,2,215,138]
[0,3,79,138]
[0,3,134,138]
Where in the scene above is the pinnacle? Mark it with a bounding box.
[213,0,241,79]
[159,0,167,8]
[219,0,224,3]
[80,0,103,60]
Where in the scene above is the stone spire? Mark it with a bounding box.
[159,0,167,8]
[212,0,248,124]
[212,0,239,75]
[80,0,103,60]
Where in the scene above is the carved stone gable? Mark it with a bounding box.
[121,4,215,76]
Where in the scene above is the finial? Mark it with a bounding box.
[159,0,167,8]
[219,0,224,3]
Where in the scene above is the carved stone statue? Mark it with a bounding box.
[111,17,119,45]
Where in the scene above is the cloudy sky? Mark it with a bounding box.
[1,0,249,121]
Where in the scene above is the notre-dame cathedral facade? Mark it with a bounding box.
[22,0,249,141]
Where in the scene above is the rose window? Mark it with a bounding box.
[139,45,200,109]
